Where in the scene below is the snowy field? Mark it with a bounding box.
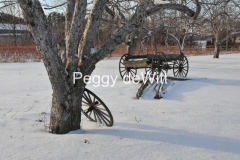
[0,53,240,160]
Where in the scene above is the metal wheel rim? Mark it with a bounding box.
[119,54,137,80]
[81,88,114,127]
[173,56,189,77]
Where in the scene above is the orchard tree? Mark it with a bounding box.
[47,12,65,41]
[0,1,24,45]
[15,0,200,134]
[200,0,240,58]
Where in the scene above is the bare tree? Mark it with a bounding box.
[0,1,24,45]
[47,12,65,42]
[200,0,240,58]
[14,0,200,134]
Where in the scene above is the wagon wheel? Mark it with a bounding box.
[145,52,168,76]
[145,62,169,75]
[81,88,114,127]
[119,54,137,80]
[173,56,189,77]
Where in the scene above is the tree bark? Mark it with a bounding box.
[57,40,67,67]
[213,32,220,58]
[146,3,198,19]
[50,88,82,134]
[17,0,84,134]
[78,0,108,66]
[127,29,140,55]
[65,0,87,71]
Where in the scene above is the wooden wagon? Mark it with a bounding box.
[118,32,189,99]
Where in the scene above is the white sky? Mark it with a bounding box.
[39,0,66,14]
[0,0,63,16]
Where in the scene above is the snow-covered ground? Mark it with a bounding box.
[0,53,240,160]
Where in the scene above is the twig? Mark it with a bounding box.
[11,111,18,118]
[0,2,16,9]
[43,2,66,10]
[25,101,37,112]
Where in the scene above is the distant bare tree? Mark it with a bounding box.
[200,0,240,58]
[0,1,24,45]
[47,12,65,42]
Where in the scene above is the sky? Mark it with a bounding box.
[0,0,65,16]
[39,0,66,15]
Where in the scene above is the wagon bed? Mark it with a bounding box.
[119,52,189,79]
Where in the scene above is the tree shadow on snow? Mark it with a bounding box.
[87,122,240,155]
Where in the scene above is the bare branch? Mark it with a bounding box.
[192,0,201,20]
[0,1,16,3]
[65,0,87,71]
[105,5,115,18]
[0,2,16,9]
[78,0,108,66]
[115,4,126,20]
[146,4,195,19]
[43,2,66,10]
[65,0,75,36]
[220,32,240,45]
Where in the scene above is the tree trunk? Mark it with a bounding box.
[127,29,140,55]
[213,33,220,58]
[17,0,84,134]
[49,81,85,134]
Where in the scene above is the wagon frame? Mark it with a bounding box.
[119,29,189,80]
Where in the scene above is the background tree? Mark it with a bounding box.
[197,0,240,58]
[15,0,200,134]
[47,12,65,42]
[0,1,25,45]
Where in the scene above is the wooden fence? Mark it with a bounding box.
[0,43,239,62]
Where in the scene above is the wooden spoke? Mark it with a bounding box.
[173,56,189,77]
[119,54,137,80]
[95,106,107,111]
[94,109,110,125]
[81,88,114,127]
[94,110,103,124]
